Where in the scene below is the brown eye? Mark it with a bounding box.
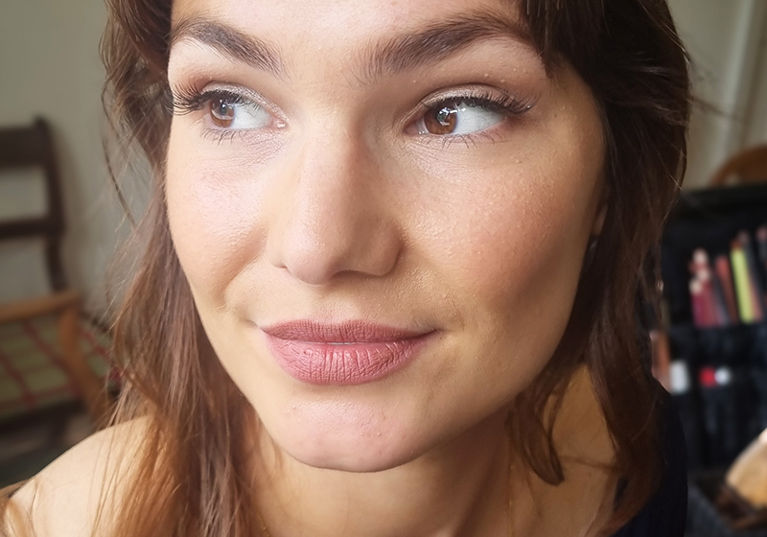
[413,99,507,138]
[423,105,458,134]
[210,97,235,128]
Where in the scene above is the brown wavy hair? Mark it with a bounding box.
[4,0,691,535]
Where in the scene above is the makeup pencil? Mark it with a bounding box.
[690,249,709,279]
[758,226,767,268]
[731,240,755,324]
[690,279,707,328]
[715,255,740,325]
[738,231,765,322]
[699,268,727,326]
[690,249,727,326]
[758,226,767,302]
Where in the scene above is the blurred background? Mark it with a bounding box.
[0,1,766,535]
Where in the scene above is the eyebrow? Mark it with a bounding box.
[363,12,536,82]
[169,11,536,84]
[171,17,286,78]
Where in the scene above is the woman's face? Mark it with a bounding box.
[166,0,605,471]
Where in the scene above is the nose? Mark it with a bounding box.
[265,130,402,286]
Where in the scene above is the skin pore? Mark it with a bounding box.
[163,0,614,535]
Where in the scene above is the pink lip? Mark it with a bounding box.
[260,320,435,385]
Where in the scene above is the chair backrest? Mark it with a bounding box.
[709,144,767,187]
[0,117,67,291]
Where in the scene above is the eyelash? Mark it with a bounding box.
[414,89,534,146]
[171,85,259,144]
[170,84,535,145]
[173,86,244,115]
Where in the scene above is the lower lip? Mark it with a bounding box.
[261,331,434,385]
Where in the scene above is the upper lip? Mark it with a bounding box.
[259,320,432,343]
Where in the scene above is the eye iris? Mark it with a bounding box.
[424,105,458,134]
[210,98,235,128]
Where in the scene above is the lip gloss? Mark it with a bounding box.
[260,321,435,385]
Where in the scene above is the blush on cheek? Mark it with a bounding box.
[166,156,267,299]
[464,209,590,376]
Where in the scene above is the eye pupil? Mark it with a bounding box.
[210,98,235,128]
[424,105,458,134]
[436,108,452,125]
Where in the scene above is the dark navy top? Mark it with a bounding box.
[612,393,688,536]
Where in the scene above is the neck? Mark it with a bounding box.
[252,409,512,537]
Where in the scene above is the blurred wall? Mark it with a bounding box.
[0,0,125,313]
[670,0,767,188]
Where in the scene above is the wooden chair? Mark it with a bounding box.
[0,118,111,426]
[709,145,767,187]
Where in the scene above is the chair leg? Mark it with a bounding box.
[56,305,112,427]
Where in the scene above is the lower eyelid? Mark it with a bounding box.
[200,129,241,144]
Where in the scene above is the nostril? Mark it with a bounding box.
[266,216,402,285]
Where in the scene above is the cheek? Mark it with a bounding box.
[411,153,600,329]
[165,135,267,302]
[400,155,601,413]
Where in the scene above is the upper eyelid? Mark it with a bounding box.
[171,83,275,113]
[172,79,532,107]
[419,88,506,105]
[421,87,536,111]
[203,84,262,101]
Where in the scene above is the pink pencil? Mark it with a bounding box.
[690,279,716,328]
[698,269,725,326]
[689,248,709,279]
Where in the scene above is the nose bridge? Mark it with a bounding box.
[266,126,400,285]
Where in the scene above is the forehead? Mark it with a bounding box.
[168,0,542,89]
[170,0,527,48]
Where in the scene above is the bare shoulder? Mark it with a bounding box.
[5,417,149,537]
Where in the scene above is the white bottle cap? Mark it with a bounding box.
[715,367,732,386]
[669,360,690,394]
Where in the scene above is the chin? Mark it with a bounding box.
[283,435,425,473]
[258,400,434,473]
